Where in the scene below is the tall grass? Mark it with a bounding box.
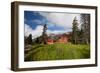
[25,43,90,61]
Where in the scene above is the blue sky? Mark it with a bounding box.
[24,11,81,39]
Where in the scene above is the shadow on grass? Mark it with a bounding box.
[24,45,44,61]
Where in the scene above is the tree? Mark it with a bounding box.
[35,36,42,44]
[27,34,32,44]
[72,17,79,44]
[81,14,90,44]
[42,24,48,44]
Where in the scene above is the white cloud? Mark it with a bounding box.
[32,19,42,24]
[25,24,43,39]
[39,12,81,29]
[47,29,70,35]
[32,19,45,25]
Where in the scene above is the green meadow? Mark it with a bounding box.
[25,43,90,61]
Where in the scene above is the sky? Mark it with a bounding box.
[24,11,81,39]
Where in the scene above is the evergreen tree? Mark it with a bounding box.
[42,24,48,44]
[81,14,90,44]
[72,17,79,44]
[27,34,32,44]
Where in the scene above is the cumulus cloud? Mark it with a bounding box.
[32,19,46,25]
[32,19,42,24]
[25,24,43,39]
[39,12,81,29]
[24,12,82,39]
[47,29,70,35]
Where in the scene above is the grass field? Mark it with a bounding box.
[25,43,90,61]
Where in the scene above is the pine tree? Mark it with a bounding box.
[81,14,90,44]
[27,34,32,44]
[72,17,79,44]
[42,24,48,44]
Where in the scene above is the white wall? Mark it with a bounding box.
[0,0,99,73]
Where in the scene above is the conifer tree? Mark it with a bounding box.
[72,17,79,44]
